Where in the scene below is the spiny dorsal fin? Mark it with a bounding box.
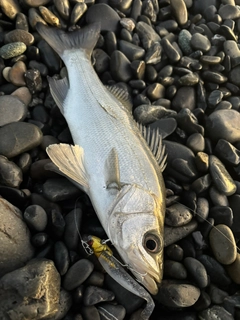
[46,143,89,193]
[48,76,69,114]
[104,148,120,192]
[138,123,167,172]
[106,85,132,112]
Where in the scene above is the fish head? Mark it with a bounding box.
[108,184,165,295]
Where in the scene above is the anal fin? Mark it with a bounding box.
[46,143,89,193]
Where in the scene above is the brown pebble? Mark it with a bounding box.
[9,61,27,86]
[28,8,47,30]
[4,29,34,46]
[0,0,21,20]
[11,87,32,106]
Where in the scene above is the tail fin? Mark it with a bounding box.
[36,22,101,59]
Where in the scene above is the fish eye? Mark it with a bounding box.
[143,233,162,254]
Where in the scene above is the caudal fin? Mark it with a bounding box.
[36,22,101,59]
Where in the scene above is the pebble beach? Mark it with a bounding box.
[0,0,240,319]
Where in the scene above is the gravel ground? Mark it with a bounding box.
[0,0,240,319]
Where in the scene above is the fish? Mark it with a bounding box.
[86,235,155,320]
[36,22,167,295]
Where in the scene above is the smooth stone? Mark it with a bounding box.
[83,286,115,306]
[86,4,120,33]
[223,292,240,318]
[47,289,72,320]
[32,105,50,124]
[178,72,199,86]
[206,110,240,143]
[81,306,100,320]
[118,40,145,61]
[209,186,229,207]
[226,253,240,284]
[149,117,177,139]
[198,254,231,286]
[4,30,34,46]
[0,186,28,209]
[178,29,192,55]
[209,224,237,265]
[105,274,144,314]
[161,38,181,62]
[29,60,48,76]
[97,303,126,320]
[130,60,145,80]
[0,122,42,158]
[200,55,222,64]
[208,90,224,107]
[0,95,27,126]
[54,241,70,276]
[155,280,200,307]
[215,139,240,166]
[39,5,61,27]
[198,305,234,320]
[223,40,240,60]
[165,203,192,227]
[64,208,82,251]
[0,0,21,20]
[16,12,29,31]
[191,174,211,194]
[209,155,236,196]
[190,33,211,53]
[42,178,81,202]
[164,260,187,279]
[63,259,94,291]
[31,232,48,248]
[147,83,165,100]
[110,50,132,82]
[208,284,229,304]
[23,204,47,232]
[195,153,209,173]
[145,42,162,64]
[184,257,208,288]
[134,105,176,125]
[93,49,110,74]
[0,259,60,319]
[209,206,233,227]
[53,0,69,20]
[202,71,227,84]
[85,271,104,287]
[219,4,240,20]
[187,133,205,153]
[0,42,26,59]
[17,152,32,173]
[11,87,32,106]
[164,220,198,247]
[172,86,196,111]
[24,68,42,94]
[229,65,240,86]
[24,0,51,6]
[50,209,65,239]
[165,244,184,261]
[0,156,22,188]
[0,198,34,277]
[135,21,161,49]
[9,61,27,86]
[229,194,240,235]
[170,0,188,26]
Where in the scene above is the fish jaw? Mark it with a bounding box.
[107,184,165,295]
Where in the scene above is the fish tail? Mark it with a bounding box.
[36,22,101,59]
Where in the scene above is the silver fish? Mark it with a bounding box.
[36,22,166,295]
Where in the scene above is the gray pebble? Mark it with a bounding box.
[83,286,115,306]
[147,83,165,101]
[209,186,229,207]
[198,305,234,320]
[191,174,212,194]
[178,29,192,55]
[81,306,100,320]
[164,220,198,247]
[110,50,132,82]
[208,284,229,304]
[31,233,48,248]
[209,224,237,265]
[161,38,181,62]
[226,253,240,284]
[0,42,26,59]
[215,139,240,166]
[47,289,72,320]
[164,260,187,279]
[119,40,145,61]
[209,155,236,196]
[184,257,208,288]
[187,133,205,153]
[24,205,48,232]
[16,12,29,31]
[135,21,161,49]
[149,117,177,139]
[145,42,162,65]
[54,241,70,276]
[208,90,224,108]
[0,122,42,158]
[190,33,211,53]
[63,259,94,291]
[85,271,104,287]
[202,70,227,84]
[64,208,82,251]
[42,178,81,202]
[209,206,233,227]
[165,203,192,227]
[172,86,196,111]
[17,152,32,173]
[218,4,240,20]
[0,155,22,188]
[196,197,209,223]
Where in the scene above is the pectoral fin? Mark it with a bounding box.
[46,143,89,193]
[104,148,120,191]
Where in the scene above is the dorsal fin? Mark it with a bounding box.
[106,85,132,112]
[48,76,69,114]
[138,123,167,172]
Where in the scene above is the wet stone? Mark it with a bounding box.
[190,33,211,53]
[224,40,240,60]
[165,203,192,227]
[161,38,181,63]
[0,95,27,126]
[209,224,237,265]
[164,220,198,247]
[178,72,199,86]
[39,5,61,27]
[145,42,162,64]
[172,86,196,112]
[134,104,176,125]
[135,21,161,49]
[228,65,240,86]
[110,51,132,82]
[178,29,192,55]
[170,0,188,26]
[164,260,187,279]
[0,122,42,158]
[63,259,94,291]
[16,12,29,31]
[219,4,240,20]
[54,241,70,276]
[191,174,212,194]
[147,83,165,101]
[209,206,233,227]
[186,133,205,153]
[50,209,65,239]
[184,257,208,288]
[118,40,145,61]
[0,0,21,20]
[93,49,110,74]
[198,305,234,320]
[177,108,204,135]
[0,42,26,59]
[23,204,48,232]
[37,39,60,73]
[86,4,120,33]
[206,110,240,143]
[98,303,126,320]
[209,155,236,196]
[17,152,32,173]
[156,280,200,307]
[43,178,81,202]
[83,286,115,306]
[209,186,229,207]
[24,69,42,94]
[226,253,240,284]
[4,30,34,46]
[208,90,224,108]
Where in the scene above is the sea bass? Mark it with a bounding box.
[36,23,166,295]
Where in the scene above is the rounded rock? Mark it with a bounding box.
[184,257,208,288]
[24,205,48,232]
[199,305,234,320]
[164,260,187,279]
[0,42,27,59]
[83,286,115,306]
[0,0,21,20]
[110,50,132,82]
[190,33,211,53]
[4,30,34,46]
[8,61,27,86]
[209,224,237,265]
[54,241,70,276]
[226,253,240,284]
[170,0,188,26]
[165,203,192,227]
[0,156,22,188]
[0,95,27,126]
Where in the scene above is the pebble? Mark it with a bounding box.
[4,29,34,46]
[11,86,32,106]
[63,259,94,291]
[0,0,21,20]
[147,83,165,101]
[118,40,145,61]
[110,50,132,82]
[17,152,32,173]
[64,208,82,251]
[226,253,240,284]
[207,90,224,108]
[172,86,196,111]
[83,286,115,306]
[156,280,200,307]
[165,203,192,227]
[178,29,192,55]
[164,220,198,247]
[31,233,48,248]
[0,259,60,319]
[209,206,233,227]
[206,109,240,143]
[43,178,81,202]
[135,21,161,49]
[54,241,70,276]
[170,0,188,26]
[97,303,126,320]
[0,95,27,126]
[209,224,237,265]
[208,284,229,304]
[215,139,240,166]
[209,155,236,196]
[190,33,211,53]
[49,289,72,320]
[86,4,120,33]
[161,38,181,63]
[0,198,34,277]
[198,305,234,320]
[39,5,61,27]
[9,61,27,86]
[23,204,48,232]
[165,244,184,261]
[37,39,60,73]
[187,133,205,153]
[164,260,187,279]
[0,122,42,158]
[24,68,42,94]
[81,306,100,320]
[0,42,26,60]
[16,12,29,32]
[184,257,208,288]
[218,4,240,20]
